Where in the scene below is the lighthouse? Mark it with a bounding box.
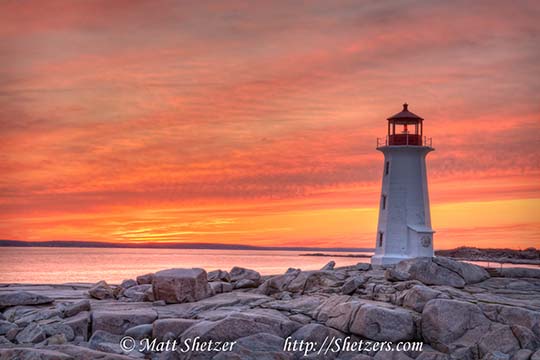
[371,104,435,266]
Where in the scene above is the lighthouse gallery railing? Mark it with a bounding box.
[377,135,432,148]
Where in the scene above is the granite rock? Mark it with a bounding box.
[88,281,115,300]
[152,268,211,304]
[92,309,157,335]
[0,291,53,309]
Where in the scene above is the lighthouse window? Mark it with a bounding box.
[378,232,384,247]
[382,195,387,210]
[385,161,390,175]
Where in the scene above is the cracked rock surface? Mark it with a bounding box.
[0,257,539,359]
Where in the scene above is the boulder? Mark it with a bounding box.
[209,281,234,295]
[421,299,491,352]
[112,286,123,299]
[136,273,154,285]
[42,322,75,341]
[154,292,272,319]
[289,313,312,324]
[356,263,371,271]
[122,284,152,302]
[58,299,91,318]
[234,279,259,289]
[15,322,46,344]
[0,348,72,360]
[125,323,152,339]
[290,323,344,358]
[92,309,157,335]
[374,352,415,359]
[385,268,412,282]
[63,311,90,341]
[315,295,359,333]
[88,280,115,300]
[482,352,510,360]
[46,344,133,359]
[394,258,465,287]
[341,276,368,295]
[144,286,154,302]
[481,303,540,338]
[208,270,231,282]
[341,355,373,360]
[288,270,347,294]
[120,279,137,289]
[291,323,343,342]
[416,351,451,360]
[510,325,540,350]
[402,285,442,312]
[0,291,53,309]
[3,306,38,323]
[13,308,60,328]
[369,283,400,303]
[262,296,322,316]
[152,268,211,304]
[512,350,534,360]
[45,333,68,345]
[153,318,199,341]
[181,311,300,343]
[0,320,17,336]
[432,257,489,284]
[278,292,293,300]
[321,261,336,270]
[230,267,261,285]
[5,327,18,342]
[259,269,301,295]
[350,303,416,341]
[477,324,520,357]
[393,257,489,288]
[89,330,123,354]
[213,332,293,360]
[322,304,356,335]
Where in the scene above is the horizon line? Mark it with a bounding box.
[0,239,374,252]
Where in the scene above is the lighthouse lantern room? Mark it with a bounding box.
[371,104,435,266]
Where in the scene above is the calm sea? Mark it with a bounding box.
[0,247,372,284]
[1,247,536,284]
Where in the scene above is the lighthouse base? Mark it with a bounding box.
[371,254,416,267]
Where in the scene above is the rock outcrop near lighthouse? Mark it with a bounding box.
[0,257,539,359]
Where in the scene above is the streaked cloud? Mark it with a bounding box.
[1,0,539,248]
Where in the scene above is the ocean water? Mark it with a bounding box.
[0,247,371,284]
[1,247,536,284]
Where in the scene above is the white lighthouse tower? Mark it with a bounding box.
[371,104,435,266]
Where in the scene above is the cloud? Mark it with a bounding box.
[0,0,539,247]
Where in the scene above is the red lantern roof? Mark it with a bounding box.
[387,103,423,122]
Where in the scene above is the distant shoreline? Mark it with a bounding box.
[301,246,540,266]
[0,239,373,253]
[436,246,540,266]
[300,253,372,258]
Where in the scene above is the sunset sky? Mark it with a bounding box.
[1,0,539,249]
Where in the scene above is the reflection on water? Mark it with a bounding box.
[0,247,372,284]
[1,247,536,284]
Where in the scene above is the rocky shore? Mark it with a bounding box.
[435,247,540,266]
[1,257,539,360]
[300,247,540,265]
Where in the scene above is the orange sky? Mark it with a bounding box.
[0,1,539,249]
